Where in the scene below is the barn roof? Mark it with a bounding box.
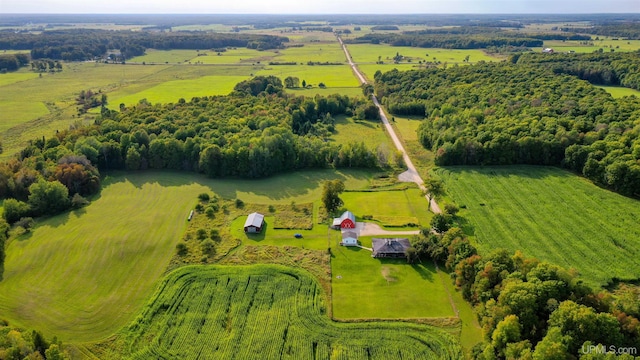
[333,211,356,227]
[244,212,264,228]
[372,238,411,255]
[339,211,355,222]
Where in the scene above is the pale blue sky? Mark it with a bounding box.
[2,0,639,14]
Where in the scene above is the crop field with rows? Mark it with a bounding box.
[110,265,462,359]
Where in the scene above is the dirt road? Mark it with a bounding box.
[338,36,442,214]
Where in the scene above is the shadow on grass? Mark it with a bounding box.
[411,261,436,281]
[104,169,370,201]
[243,221,268,242]
[454,216,475,237]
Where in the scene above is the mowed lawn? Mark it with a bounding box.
[331,238,456,319]
[341,188,430,228]
[0,169,372,342]
[436,166,640,287]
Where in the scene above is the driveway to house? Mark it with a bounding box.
[355,222,420,237]
[338,36,442,214]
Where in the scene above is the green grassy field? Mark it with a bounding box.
[0,72,39,87]
[111,74,251,106]
[96,265,462,359]
[0,169,373,341]
[347,44,499,64]
[341,188,429,227]
[0,63,171,158]
[597,85,640,98]
[330,115,392,148]
[532,39,640,53]
[436,166,640,287]
[275,43,347,64]
[257,64,361,88]
[331,239,455,319]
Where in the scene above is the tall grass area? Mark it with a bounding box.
[436,165,640,288]
[0,170,372,341]
[92,265,462,359]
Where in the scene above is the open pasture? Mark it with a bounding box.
[347,44,498,64]
[436,166,640,287]
[128,49,201,64]
[104,265,462,359]
[110,74,251,106]
[257,64,361,88]
[534,39,640,53]
[275,43,347,64]
[0,72,39,87]
[0,62,170,158]
[597,85,640,98]
[331,240,456,320]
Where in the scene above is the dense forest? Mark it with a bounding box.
[348,27,590,49]
[513,51,640,91]
[410,226,640,359]
[375,61,640,197]
[0,76,381,225]
[0,29,288,61]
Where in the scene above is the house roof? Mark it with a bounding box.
[244,212,264,228]
[372,238,411,255]
[342,231,358,240]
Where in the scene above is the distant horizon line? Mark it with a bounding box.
[2,12,640,15]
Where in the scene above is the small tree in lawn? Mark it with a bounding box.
[322,179,345,213]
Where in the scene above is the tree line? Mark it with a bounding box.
[348,27,589,49]
[513,51,640,91]
[0,29,288,61]
[374,61,640,197]
[0,76,381,225]
[0,53,29,72]
[561,22,640,40]
[410,224,640,359]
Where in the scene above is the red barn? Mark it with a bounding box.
[332,211,356,229]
